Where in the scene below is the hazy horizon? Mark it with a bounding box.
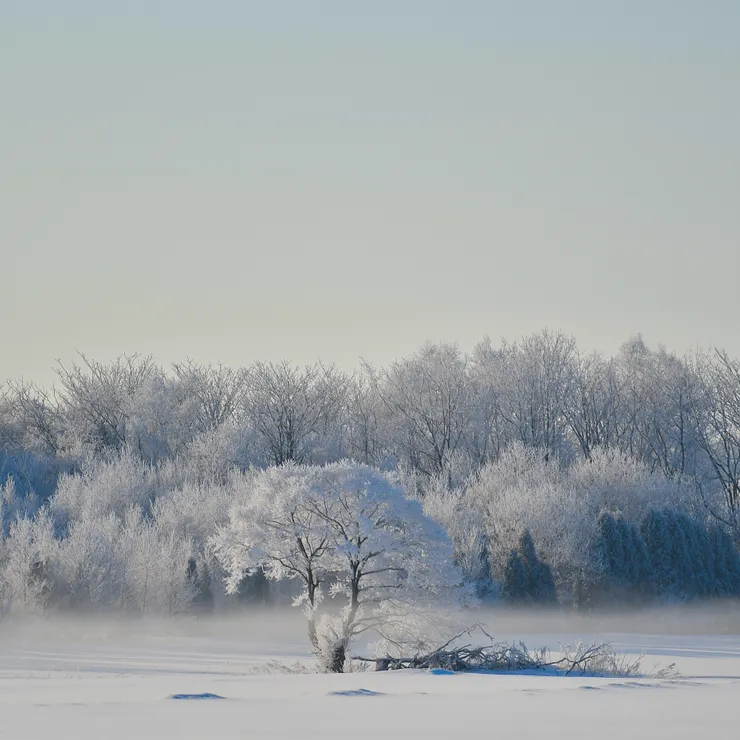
[3,2,739,387]
[0,327,723,390]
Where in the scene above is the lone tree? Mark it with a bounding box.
[212,461,470,672]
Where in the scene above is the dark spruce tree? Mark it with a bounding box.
[501,530,557,605]
[624,519,654,597]
[501,550,530,603]
[590,511,652,605]
[594,512,627,593]
[708,524,740,597]
[641,510,678,599]
[640,508,740,602]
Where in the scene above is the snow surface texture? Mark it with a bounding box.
[1,609,739,739]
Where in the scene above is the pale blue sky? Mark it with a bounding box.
[2,1,739,384]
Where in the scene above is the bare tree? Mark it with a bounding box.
[612,338,701,477]
[643,349,701,478]
[466,340,509,468]
[564,352,624,460]
[374,343,472,482]
[692,350,740,534]
[4,382,62,455]
[495,330,578,459]
[172,361,247,433]
[345,366,386,466]
[244,361,347,465]
[54,353,157,453]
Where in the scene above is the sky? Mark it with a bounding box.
[2,1,739,386]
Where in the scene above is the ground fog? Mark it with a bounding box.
[1,605,739,739]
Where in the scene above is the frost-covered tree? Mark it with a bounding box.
[455,444,684,599]
[50,452,164,524]
[373,343,472,483]
[0,511,56,615]
[7,331,740,617]
[54,353,158,454]
[420,478,494,595]
[691,349,740,535]
[212,461,470,671]
[494,330,578,460]
[564,353,623,460]
[462,444,580,589]
[55,513,121,609]
[114,507,194,613]
[612,338,702,478]
[244,361,348,465]
[344,367,386,467]
[465,341,508,468]
[172,361,247,434]
[5,381,63,456]
[212,464,334,648]
[308,462,471,670]
[178,420,253,483]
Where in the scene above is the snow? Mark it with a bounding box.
[1,610,739,739]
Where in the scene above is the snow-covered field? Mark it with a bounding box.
[2,608,740,739]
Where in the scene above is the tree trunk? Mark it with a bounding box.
[329,643,346,673]
[308,619,318,652]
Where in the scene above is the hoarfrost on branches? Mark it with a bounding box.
[212,461,472,671]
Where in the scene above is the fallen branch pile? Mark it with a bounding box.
[353,625,676,678]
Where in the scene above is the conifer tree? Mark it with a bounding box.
[594,512,627,591]
[641,510,675,598]
[665,510,695,598]
[676,514,712,597]
[625,520,653,597]
[708,524,740,596]
[501,530,558,605]
[501,550,529,603]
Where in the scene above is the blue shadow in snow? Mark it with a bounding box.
[170,693,226,701]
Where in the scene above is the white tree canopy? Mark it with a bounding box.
[212,461,470,670]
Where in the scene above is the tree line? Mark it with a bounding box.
[2,330,740,616]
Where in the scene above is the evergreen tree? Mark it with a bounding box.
[664,510,693,598]
[591,511,653,605]
[708,524,740,597]
[640,508,737,601]
[724,531,740,596]
[501,530,558,605]
[502,549,529,603]
[475,533,495,600]
[641,510,676,598]
[625,520,654,597]
[616,517,637,586]
[533,558,558,603]
[708,524,732,595]
[676,513,712,597]
[594,512,628,590]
